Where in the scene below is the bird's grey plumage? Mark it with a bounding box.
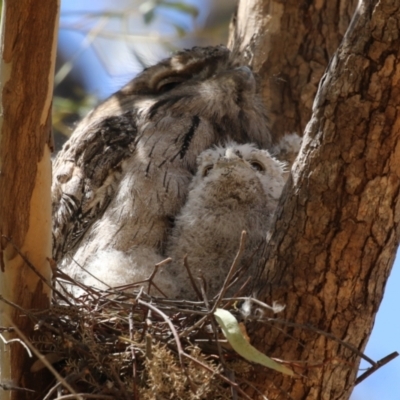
[166,142,286,300]
[51,46,272,288]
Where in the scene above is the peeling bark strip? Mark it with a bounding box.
[249,1,400,399]
[0,1,60,399]
[228,0,358,140]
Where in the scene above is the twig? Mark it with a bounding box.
[211,231,247,313]
[1,313,82,399]
[178,314,209,338]
[183,255,203,301]
[146,257,171,296]
[43,370,88,400]
[1,235,73,306]
[0,295,37,319]
[200,280,244,398]
[56,270,99,302]
[0,333,32,358]
[199,283,227,366]
[229,276,251,299]
[43,381,63,400]
[145,333,153,360]
[138,299,184,367]
[68,257,111,288]
[262,317,377,366]
[355,351,399,385]
[0,381,35,393]
[139,300,198,395]
[128,310,139,400]
[239,378,270,400]
[53,395,114,400]
[109,364,130,400]
[201,280,239,399]
[182,353,254,400]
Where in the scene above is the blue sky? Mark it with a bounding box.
[57,2,400,398]
[57,0,210,98]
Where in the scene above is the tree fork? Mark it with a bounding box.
[228,0,359,140]
[0,1,60,399]
[247,1,400,399]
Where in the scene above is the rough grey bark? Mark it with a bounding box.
[232,1,400,399]
[228,0,358,141]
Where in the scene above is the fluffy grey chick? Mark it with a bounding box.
[51,46,271,290]
[166,142,286,300]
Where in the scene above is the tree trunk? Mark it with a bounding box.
[228,0,358,141]
[230,1,400,399]
[0,1,59,398]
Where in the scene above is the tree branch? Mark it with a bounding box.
[0,0,60,398]
[228,0,358,139]
[247,1,400,398]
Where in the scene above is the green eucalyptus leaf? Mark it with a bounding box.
[214,308,294,376]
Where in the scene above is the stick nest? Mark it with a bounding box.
[30,255,266,400]
[3,231,392,399]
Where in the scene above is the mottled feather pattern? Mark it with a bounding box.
[52,46,274,294]
[52,112,138,259]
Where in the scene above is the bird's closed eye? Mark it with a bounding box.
[249,160,265,172]
[202,165,214,177]
[156,76,187,93]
